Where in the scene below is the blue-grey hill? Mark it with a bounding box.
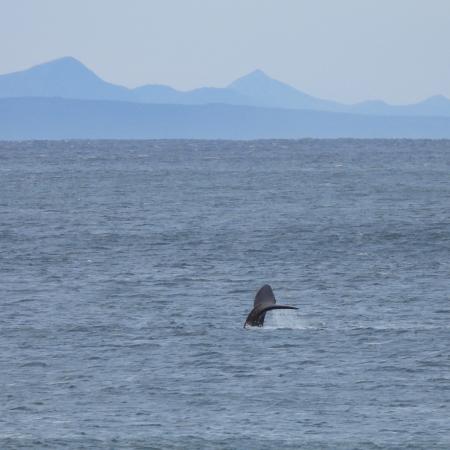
[2,97,450,140]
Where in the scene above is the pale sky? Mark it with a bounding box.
[1,0,450,104]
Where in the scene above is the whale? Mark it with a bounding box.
[244,284,298,328]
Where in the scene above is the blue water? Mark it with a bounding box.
[1,139,449,449]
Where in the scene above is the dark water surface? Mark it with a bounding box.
[1,140,449,449]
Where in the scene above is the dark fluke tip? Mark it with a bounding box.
[244,284,298,328]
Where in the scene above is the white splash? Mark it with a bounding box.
[262,310,313,330]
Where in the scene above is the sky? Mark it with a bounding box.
[1,0,450,104]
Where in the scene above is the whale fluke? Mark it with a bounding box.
[244,284,298,328]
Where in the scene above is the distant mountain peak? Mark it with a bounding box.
[244,69,271,78]
[228,67,335,110]
[31,56,94,75]
[0,56,86,77]
[22,56,83,71]
[0,55,128,100]
[47,56,82,65]
[228,69,275,88]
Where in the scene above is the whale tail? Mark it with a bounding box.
[244,285,298,328]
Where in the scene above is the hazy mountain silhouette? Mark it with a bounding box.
[0,57,129,100]
[2,97,450,140]
[228,69,343,111]
[2,57,450,117]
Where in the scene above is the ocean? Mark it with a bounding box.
[1,139,449,449]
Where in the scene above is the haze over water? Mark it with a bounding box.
[1,140,449,449]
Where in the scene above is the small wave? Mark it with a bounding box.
[349,323,450,332]
[19,361,48,368]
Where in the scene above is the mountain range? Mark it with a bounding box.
[2,56,450,116]
[1,57,450,139]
